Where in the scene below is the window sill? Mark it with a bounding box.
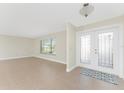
[40,53,56,56]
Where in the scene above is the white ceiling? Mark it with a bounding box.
[0,3,124,38]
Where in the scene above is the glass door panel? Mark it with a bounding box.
[98,32,113,68]
[80,35,91,64]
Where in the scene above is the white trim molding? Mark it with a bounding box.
[66,65,78,72]
[34,56,66,64]
[0,56,32,60]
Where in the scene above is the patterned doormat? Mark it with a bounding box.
[80,68,119,85]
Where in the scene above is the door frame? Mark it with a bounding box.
[76,24,124,78]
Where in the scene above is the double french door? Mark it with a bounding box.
[76,26,120,75]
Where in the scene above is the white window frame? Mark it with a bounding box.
[40,38,56,55]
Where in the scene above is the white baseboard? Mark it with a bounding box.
[0,56,66,65]
[0,56,33,60]
[34,56,66,64]
[66,65,77,72]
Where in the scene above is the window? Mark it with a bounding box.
[80,35,91,63]
[40,38,56,55]
[98,32,113,68]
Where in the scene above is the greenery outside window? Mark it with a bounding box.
[40,38,56,55]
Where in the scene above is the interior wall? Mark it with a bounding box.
[34,31,66,64]
[77,15,124,31]
[0,35,35,60]
[66,23,77,71]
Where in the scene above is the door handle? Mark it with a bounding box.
[94,49,98,54]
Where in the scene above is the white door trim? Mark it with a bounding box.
[76,24,124,78]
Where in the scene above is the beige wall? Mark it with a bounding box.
[0,35,35,60]
[34,31,66,64]
[66,23,77,71]
[0,31,66,64]
[77,15,124,31]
